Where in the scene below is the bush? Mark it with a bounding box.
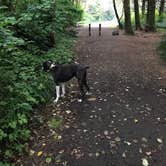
[0,0,83,163]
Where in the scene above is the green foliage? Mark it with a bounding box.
[83,1,114,23]
[156,13,166,29]
[48,118,62,129]
[0,0,82,163]
[130,10,166,30]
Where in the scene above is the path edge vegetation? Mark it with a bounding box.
[0,0,83,164]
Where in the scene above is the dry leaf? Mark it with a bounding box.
[124,141,131,145]
[146,151,152,156]
[115,137,121,142]
[88,97,97,101]
[37,151,43,157]
[134,119,139,123]
[142,158,149,166]
[157,138,163,144]
[142,137,148,143]
[66,110,71,114]
[104,130,109,136]
[122,152,126,158]
[29,149,35,156]
[95,152,100,157]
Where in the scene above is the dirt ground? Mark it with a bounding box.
[19,28,166,166]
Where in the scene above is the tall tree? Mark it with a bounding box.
[124,0,134,34]
[113,0,123,29]
[142,0,147,16]
[146,0,156,32]
[134,0,142,30]
[159,0,165,20]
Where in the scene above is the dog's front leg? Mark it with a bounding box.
[61,83,65,97]
[54,85,60,103]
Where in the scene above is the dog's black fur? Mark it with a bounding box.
[42,60,90,101]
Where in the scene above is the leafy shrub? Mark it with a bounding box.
[0,0,83,163]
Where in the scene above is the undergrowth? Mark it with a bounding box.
[0,0,83,164]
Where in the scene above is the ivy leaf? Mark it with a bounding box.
[46,157,52,163]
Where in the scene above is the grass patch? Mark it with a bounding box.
[48,118,62,129]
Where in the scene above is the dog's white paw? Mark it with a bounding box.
[78,99,83,103]
[86,91,90,95]
[61,93,65,97]
[53,98,59,103]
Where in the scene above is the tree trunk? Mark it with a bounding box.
[113,0,123,29]
[142,0,146,16]
[159,0,165,18]
[134,0,142,30]
[146,0,156,32]
[124,0,134,34]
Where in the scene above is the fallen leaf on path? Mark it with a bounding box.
[133,139,138,143]
[42,143,46,146]
[88,97,97,101]
[104,130,109,136]
[59,149,65,154]
[125,88,129,92]
[157,117,160,121]
[115,137,121,142]
[29,149,35,156]
[62,161,68,166]
[66,110,71,114]
[83,129,88,133]
[88,153,93,157]
[95,152,100,157]
[139,148,143,153]
[134,119,139,123]
[146,151,152,156]
[122,152,126,158]
[124,141,131,146]
[142,137,148,143]
[37,151,43,157]
[157,138,163,144]
[142,158,149,166]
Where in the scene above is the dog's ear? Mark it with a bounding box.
[48,60,53,63]
[42,61,50,71]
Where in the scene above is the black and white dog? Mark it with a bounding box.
[42,60,90,103]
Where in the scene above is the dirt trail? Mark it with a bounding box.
[21,28,166,166]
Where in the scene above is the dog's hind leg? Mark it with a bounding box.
[83,72,90,93]
[54,85,60,103]
[78,81,85,102]
[61,83,65,97]
[76,70,86,102]
[84,81,90,95]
